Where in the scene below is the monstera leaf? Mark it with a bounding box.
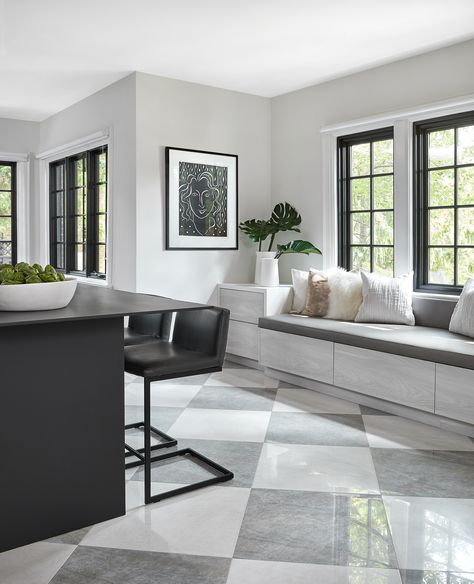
[238,219,272,250]
[275,240,322,259]
[266,202,301,250]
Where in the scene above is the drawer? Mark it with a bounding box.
[334,344,435,412]
[260,328,333,384]
[436,364,474,424]
[226,321,259,360]
[219,289,264,324]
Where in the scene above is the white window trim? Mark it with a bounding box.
[0,151,30,264]
[36,129,113,287]
[321,92,474,294]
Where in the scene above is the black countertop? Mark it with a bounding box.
[0,284,206,328]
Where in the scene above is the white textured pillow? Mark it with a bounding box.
[449,278,474,337]
[291,268,309,313]
[321,268,363,321]
[355,271,415,325]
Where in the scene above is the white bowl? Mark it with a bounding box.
[0,277,78,311]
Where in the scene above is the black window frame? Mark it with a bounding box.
[414,110,474,294]
[0,161,17,266]
[49,146,108,279]
[338,126,394,273]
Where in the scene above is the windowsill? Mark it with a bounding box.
[413,291,459,301]
[71,275,111,288]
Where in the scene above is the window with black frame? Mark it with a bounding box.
[49,146,107,279]
[0,161,17,266]
[338,128,394,275]
[414,112,474,293]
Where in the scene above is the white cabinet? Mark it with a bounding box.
[436,364,474,425]
[217,284,292,363]
[334,344,435,413]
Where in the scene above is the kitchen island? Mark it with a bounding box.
[0,285,204,552]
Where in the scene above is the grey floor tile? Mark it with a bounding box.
[50,546,231,584]
[360,406,394,416]
[265,413,368,446]
[372,449,474,498]
[234,489,397,567]
[189,385,277,411]
[125,405,183,432]
[400,570,474,584]
[131,439,263,488]
[47,527,91,546]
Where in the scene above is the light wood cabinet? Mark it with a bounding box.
[436,364,474,425]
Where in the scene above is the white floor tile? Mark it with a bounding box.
[82,485,250,558]
[253,443,379,494]
[273,387,361,414]
[364,416,474,450]
[0,541,75,584]
[126,480,186,511]
[227,559,402,584]
[383,496,474,571]
[206,368,279,388]
[168,409,271,442]
[125,382,202,407]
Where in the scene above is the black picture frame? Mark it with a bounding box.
[165,146,238,250]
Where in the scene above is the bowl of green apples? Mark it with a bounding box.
[0,262,77,311]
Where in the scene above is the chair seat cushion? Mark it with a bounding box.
[259,314,474,370]
[124,328,158,347]
[124,340,221,379]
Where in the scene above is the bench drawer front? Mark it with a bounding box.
[227,321,259,360]
[219,289,264,324]
[436,364,474,424]
[260,329,333,384]
[334,344,435,412]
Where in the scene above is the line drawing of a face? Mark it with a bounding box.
[179,162,227,237]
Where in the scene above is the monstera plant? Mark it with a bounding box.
[239,202,321,258]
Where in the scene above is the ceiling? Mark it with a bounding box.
[1,0,474,121]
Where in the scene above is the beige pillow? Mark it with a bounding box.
[302,271,330,316]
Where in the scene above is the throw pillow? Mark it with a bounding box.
[302,271,330,317]
[290,268,309,313]
[449,277,474,338]
[323,268,363,321]
[355,271,415,325]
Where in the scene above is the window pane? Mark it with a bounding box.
[374,211,393,245]
[0,216,12,240]
[98,245,106,274]
[98,215,106,243]
[429,208,454,245]
[350,178,370,210]
[373,175,393,209]
[55,191,64,216]
[351,213,370,244]
[75,189,85,214]
[351,246,370,271]
[76,217,84,242]
[99,153,107,183]
[458,208,474,245]
[373,246,394,276]
[428,248,454,284]
[457,166,474,205]
[75,158,85,187]
[457,125,474,165]
[55,164,64,190]
[75,244,84,272]
[98,184,107,213]
[429,169,454,206]
[373,139,393,174]
[0,241,12,264]
[351,143,370,176]
[458,248,474,285]
[428,129,454,168]
[0,165,12,190]
[56,218,64,243]
[0,191,11,215]
[56,244,65,270]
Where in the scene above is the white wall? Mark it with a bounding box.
[135,72,271,303]
[38,74,136,291]
[271,38,474,281]
[0,118,39,153]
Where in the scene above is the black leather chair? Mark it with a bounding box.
[124,307,233,504]
[124,312,173,346]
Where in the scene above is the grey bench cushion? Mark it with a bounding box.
[259,314,474,370]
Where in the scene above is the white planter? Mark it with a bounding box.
[0,277,78,311]
[255,251,276,285]
[257,258,280,287]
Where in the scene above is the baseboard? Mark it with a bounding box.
[225,353,263,370]
[264,366,474,438]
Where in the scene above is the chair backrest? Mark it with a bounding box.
[173,307,230,362]
[127,312,173,340]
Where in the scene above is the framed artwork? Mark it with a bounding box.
[165,147,238,250]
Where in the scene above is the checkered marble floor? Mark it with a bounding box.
[2,362,474,584]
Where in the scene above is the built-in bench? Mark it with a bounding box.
[258,295,474,436]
